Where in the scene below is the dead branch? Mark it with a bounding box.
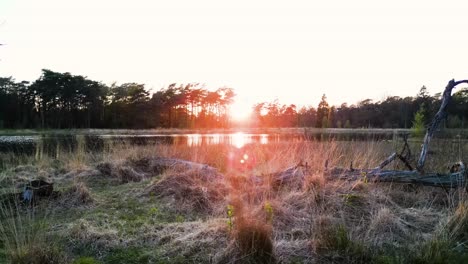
[417,79,468,172]
[376,153,397,170]
[326,162,466,188]
[325,79,468,189]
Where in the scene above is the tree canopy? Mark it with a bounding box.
[0,70,235,129]
[1,70,468,129]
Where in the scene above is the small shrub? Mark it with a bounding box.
[227,204,234,231]
[264,201,273,224]
[175,215,185,223]
[412,103,426,137]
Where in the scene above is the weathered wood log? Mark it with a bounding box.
[243,161,309,189]
[272,163,307,185]
[376,152,397,170]
[326,162,466,188]
[417,79,468,172]
[325,79,468,189]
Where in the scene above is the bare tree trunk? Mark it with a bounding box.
[417,79,468,172]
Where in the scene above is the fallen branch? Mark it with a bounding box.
[397,133,413,170]
[326,162,466,188]
[376,153,397,170]
[325,79,468,189]
[397,154,413,171]
[271,161,308,187]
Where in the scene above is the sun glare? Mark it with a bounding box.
[230,100,252,122]
[232,132,249,148]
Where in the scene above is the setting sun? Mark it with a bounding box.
[230,100,253,122]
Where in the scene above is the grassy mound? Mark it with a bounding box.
[147,169,228,215]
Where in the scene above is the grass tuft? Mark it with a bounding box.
[147,170,228,215]
[63,181,94,206]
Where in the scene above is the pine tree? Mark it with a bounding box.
[316,94,330,128]
[412,103,426,137]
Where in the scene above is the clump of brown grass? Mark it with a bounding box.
[220,175,277,263]
[147,169,228,215]
[96,161,147,183]
[115,166,146,183]
[68,219,120,252]
[365,207,409,248]
[62,181,94,206]
[142,219,229,261]
[304,173,325,192]
[400,207,444,235]
[261,192,313,235]
[447,200,468,241]
[274,239,312,264]
[8,244,69,264]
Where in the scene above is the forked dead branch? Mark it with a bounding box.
[325,79,468,188]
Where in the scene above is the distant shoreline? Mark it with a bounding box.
[1,127,467,136]
[0,127,407,135]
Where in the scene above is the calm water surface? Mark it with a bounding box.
[0,129,465,159]
[0,132,307,157]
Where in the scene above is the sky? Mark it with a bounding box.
[1,0,468,119]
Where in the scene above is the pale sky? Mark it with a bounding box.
[1,0,468,119]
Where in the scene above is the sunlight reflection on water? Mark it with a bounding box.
[186,134,202,146]
[184,132,270,148]
[232,132,248,148]
[0,132,305,158]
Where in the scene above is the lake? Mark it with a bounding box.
[0,128,466,159]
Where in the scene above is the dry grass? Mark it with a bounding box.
[0,193,67,264]
[61,181,94,206]
[147,169,228,215]
[141,219,229,262]
[232,219,275,264]
[8,244,68,264]
[68,219,120,252]
[365,207,409,248]
[1,136,468,263]
[447,200,468,241]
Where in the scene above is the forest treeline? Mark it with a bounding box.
[1,69,467,129]
[252,86,468,129]
[0,69,235,129]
